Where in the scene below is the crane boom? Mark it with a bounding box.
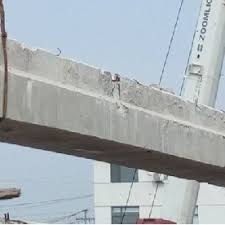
[161,0,225,223]
[183,0,225,105]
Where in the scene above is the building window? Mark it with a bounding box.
[111,164,138,183]
[112,207,139,224]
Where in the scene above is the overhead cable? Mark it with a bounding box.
[159,0,185,86]
[120,168,138,224]
[148,182,160,218]
[179,1,203,96]
[47,209,89,223]
[0,194,93,209]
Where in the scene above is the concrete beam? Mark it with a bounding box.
[1,40,225,186]
[0,188,21,200]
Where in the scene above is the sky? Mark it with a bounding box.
[1,0,225,223]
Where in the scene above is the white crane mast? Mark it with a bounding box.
[183,0,225,105]
[161,0,225,223]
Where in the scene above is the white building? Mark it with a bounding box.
[94,161,225,224]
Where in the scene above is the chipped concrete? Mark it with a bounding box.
[1,40,225,186]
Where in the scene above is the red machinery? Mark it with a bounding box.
[137,218,176,224]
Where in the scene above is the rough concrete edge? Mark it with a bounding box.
[2,39,225,134]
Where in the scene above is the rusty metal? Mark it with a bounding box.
[0,0,8,119]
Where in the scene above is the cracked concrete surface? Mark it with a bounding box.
[1,40,225,186]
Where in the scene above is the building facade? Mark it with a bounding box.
[94,161,225,224]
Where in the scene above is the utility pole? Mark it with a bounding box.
[74,209,95,224]
[161,0,225,223]
[84,209,88,224]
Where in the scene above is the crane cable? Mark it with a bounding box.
[179,0,204,96]
[120,168,137,224]
[159,0,185,86]
[148,182,160,218]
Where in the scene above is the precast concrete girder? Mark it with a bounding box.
[1,40,225,186]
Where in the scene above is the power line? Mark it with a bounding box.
[120,168,137,224]
[159,0,185,86]
[9,210,82,219]
[47,209,90,223]
[0,194,93,209]
[3,207,94,223]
